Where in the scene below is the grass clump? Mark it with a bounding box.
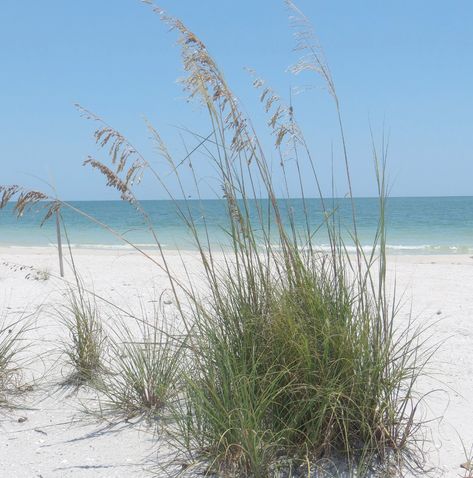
[60,286,105,387]
[94,306,185,421]
[141,6,425,474]
[175,246,423,476]
[0,311,30,406]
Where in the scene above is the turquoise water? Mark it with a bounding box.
[0,197,472,254]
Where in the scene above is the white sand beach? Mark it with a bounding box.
[0,247,472,477]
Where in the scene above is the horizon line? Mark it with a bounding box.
[43,194,473,202]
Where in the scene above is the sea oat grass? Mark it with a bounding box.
[59,287,105,387]
[0,311,31,406]
[93,306,186,421]
[170,242,426,476]
[142,4,427,474]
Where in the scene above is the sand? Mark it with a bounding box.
[0,246,472,477]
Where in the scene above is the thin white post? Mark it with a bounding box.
[56,209,64,277]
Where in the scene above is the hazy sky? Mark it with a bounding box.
[1,1,472,200]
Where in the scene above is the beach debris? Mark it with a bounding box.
[17,416,27,423]
[1,261,50,281]
[2,261,33,273]
[34,428,48,436]
[436,309,442,315]
[163,299,173,305]
[461,460,473,471]
[25,269,51,281]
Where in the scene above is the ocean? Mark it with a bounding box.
[0,197,472,254]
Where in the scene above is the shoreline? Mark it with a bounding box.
[2,244,473,257]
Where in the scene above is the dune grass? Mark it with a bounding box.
[460,439,473,478]
[142,6,425,474]
[169,244,425,476]
[59,285,105,387]
[93,304,186,421]
[0,1,431,476]
[0,310,30,406]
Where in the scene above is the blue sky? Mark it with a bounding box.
[1,1,472,199]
